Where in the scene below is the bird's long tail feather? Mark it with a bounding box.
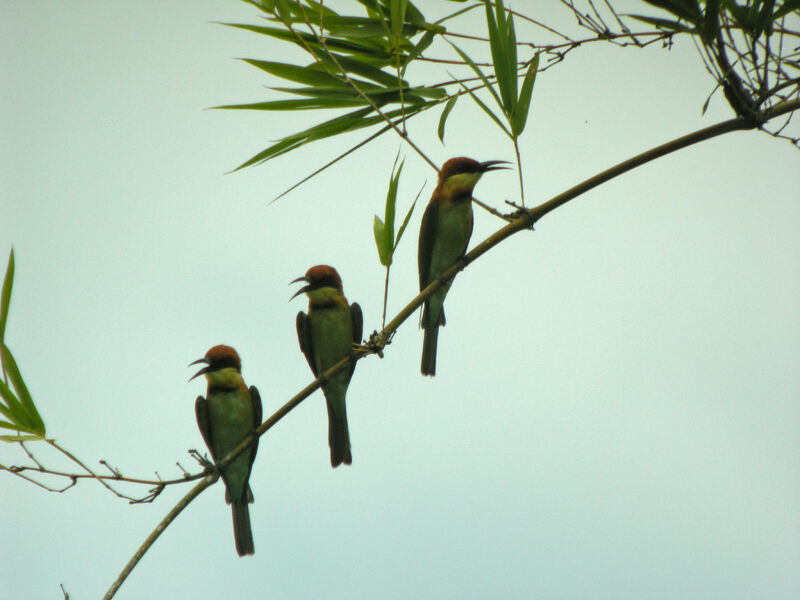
[232,500,254,556]
[421,300,443,376]
[421,324,439,376]
[327,401,352,467]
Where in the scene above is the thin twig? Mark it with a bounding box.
[102,475,217,600]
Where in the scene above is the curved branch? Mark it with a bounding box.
[102,474,217,600]
[212,98,800,476]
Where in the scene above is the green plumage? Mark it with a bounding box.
[296,275,362,467]
[418,157,507,376]
[195,372,261,556]
[418,189,474,376]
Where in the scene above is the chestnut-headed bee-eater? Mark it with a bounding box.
[418,157,508,376]
[190,345,262,556]
[292,265,362,467]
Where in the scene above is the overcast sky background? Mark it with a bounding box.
[2,1,799,599]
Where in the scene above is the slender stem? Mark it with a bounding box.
[102,475,216,600]
[47,101,800,600]
[512,136,524,206]
[382,266,390,330]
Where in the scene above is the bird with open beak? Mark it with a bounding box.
[190,344,262,556]
[418,157,509,376]
[291,265,362,467]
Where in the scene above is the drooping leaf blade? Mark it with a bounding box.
[373,216,392,266]
[394,197,417,251]
[437,95,458,142]
[448,41,505,115]
[1,345,44,435]
[0,248,13,349]
[512,53,539,136]
[0,378,26,425]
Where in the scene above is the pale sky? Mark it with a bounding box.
[2,2,799,599]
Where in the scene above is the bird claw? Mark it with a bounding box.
[503,200,535,229]
[362,330,393,358]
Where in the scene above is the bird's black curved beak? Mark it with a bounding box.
[188,357,211,382]
[477,160,511,172]
[290,276,310,301]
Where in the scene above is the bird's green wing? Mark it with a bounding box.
[460,206,475,258]
[296,311,317,376]
[245,385,262,503]
[349,302,363,380]
[418,200,438,291]
[350,302,363,344]
[194,395,216,459]
[250,386,262,429]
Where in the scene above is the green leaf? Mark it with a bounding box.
[241,59,348,87]
[0,378,25,425]
[390,0,409,38]
[315,53,406,87]
[626,14,694,32]
[216,98,366,110]
[457,80,511,137]
[512,53,538,136]
[774,0,800,19]
[641,0,703,24]
[394,196,417,251]
[233,102,434,169]
[373,216,392,266]
[1,345,44,435]
[386,156,405,239]
[448,41,505,114]
[222,23,389,58]
[0,432,46,442]
[404,28,437,69]
[437,95,458,142]
[0,248,13,348]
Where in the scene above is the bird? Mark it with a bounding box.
[292,265,362,467]
[418,157,508,376]
[190,344,262,556]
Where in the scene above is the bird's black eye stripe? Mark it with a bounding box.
[213,356,241,371]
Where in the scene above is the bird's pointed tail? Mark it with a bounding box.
[421,300,444,376]
[421,324,439,376]
[327,399,352,468]
[232,500,254,556]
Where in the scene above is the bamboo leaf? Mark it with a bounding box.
[641,0,703,24]
[626,15,694,32]
[512,53,539,136]
[437,95,458,142]
[449,41,505,113]
[1,345,44,434]
[373,216,392,266]
[241,59,348,87]
[394,197,417,251]
[774,0,800,19]
[385,157,404,241]
[457,80,511,137]
[216,98,366,110]
[0,248,13,348]
[315,53,406,87]
[390,0,408,38]
[233,102,433,169]
[0,378,26,425]
[0,431,46,441]
[222,23,389,57]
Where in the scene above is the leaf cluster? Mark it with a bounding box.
[0,250,46,441]
[221,0,448,169]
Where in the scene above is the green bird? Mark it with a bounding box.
[190,345,262,556]
[292,265,362,467]
[418,157,508,376]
